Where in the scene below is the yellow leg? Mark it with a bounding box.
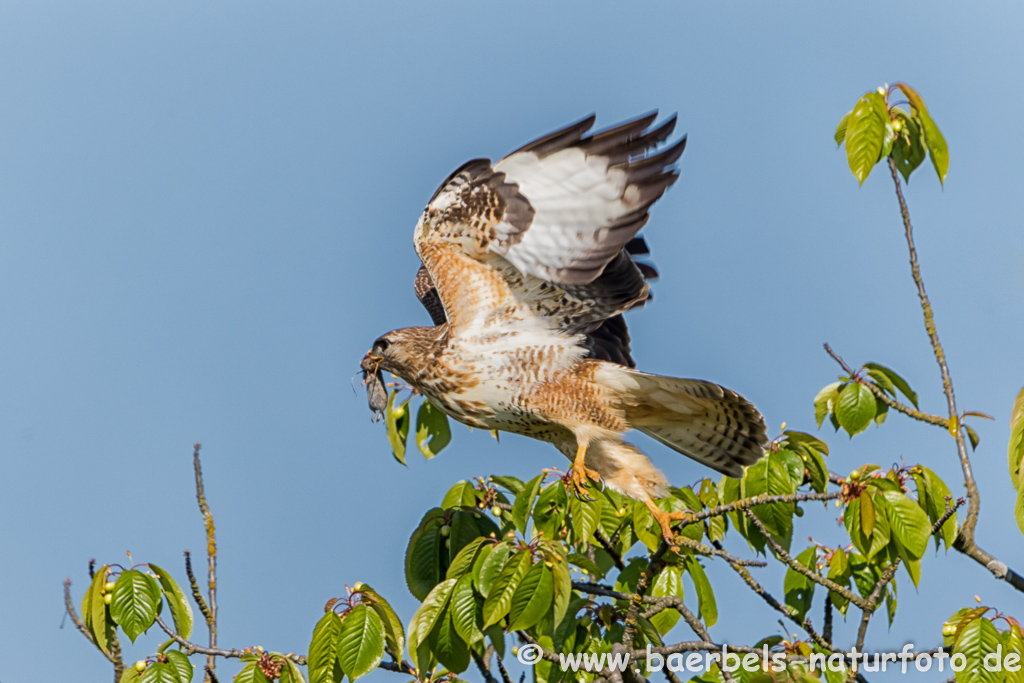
[644,498,695,549]
[568,442,601,500]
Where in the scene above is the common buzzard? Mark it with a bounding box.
[362,113,767,540]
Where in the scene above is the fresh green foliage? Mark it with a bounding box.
[383,388,455,464]
[835,82,948,185]
[1010,387,1024,536]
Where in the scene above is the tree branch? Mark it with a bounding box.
[823,343,948,427]
[886,157,1024,594]
[684,491,843,526]
[471,650,500,683]
[743,510,869,610]
[720,556,833,652]
[184,550,213,626]
[192,443,219,680]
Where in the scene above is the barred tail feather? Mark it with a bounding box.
[596,365,768,477]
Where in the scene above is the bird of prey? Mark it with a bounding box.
[362,113,767,541]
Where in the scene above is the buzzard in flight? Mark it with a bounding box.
[362,113,767,541]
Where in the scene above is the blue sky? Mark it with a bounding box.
[1,2,1023,681]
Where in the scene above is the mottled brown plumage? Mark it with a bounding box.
[364,113,768,541]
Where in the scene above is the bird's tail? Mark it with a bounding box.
[596,365,768,477]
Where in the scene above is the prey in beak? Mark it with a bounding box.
[360,353,388,420]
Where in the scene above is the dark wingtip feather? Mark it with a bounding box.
[514,114,597,157]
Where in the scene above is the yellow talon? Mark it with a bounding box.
[568,443,601,501]
[644,498,695,550]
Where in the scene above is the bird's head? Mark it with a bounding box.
[360,327,440,418]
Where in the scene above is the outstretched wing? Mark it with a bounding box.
[413,113,683,342]
[413,235,658,367]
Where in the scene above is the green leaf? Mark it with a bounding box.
[83,565,112,655]
[450,575,482,646]
[1016,487,1024,539]
[860,490,875,537]
[919,108,949,185]
[120,669,141,683]
[441,481,479,509]
[446,536,488,581]
[549,555,573,626]
[405,509,444,601]
[568,494,602,543]
[874,396,889,425]
[784,547,817,622]
[965,425,981,451]
[1009,387,1024,487]
[1006,625,1024,683]
[428,603,470,673]
[308,612,343,683]
[140,662,187,683]
[110,569,162,643]
[865,368,896,397]
[148,564,194,642]
[164,651,193,683]
[416,400,451,459]
[863,362,918,408]
[835,383,876,437]
[814,382,842,428]
[385,390,411,464]
[918,465,958,549]
[648,565,683,635]
[881,491,931,559]
[408,579,455,670]
[879,120,895,160]
[474,541,511,597]
[511,473,544,534]
[508,562,554,631]
[448,510,484,563]
[783,431,829,457]
[893,83,949,185]
[490,476,525,496]
[233,663,272,683]
[834,111,851,146]
[891,111,927,182]
[845,91,889,184]
[954,617,1003,683]
[282,658,307,683]
[686,558,717,628]
[337,604,386,681]
[482,550,531,629]
[358,584,405,659]
[742,451,797,541]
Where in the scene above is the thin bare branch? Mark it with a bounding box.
[823,343,947,427]
[192,443,219,680]
[472,650,500,683]
[684,491,843,526]
[184,550,213,625]
[886,157,1024,593]
[720,557,833,652]
[64,578,123,682]
[743,510,869,610]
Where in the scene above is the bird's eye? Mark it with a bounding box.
[374,338,390,353]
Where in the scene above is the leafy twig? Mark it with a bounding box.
[823,343,947,427]
[64,578,123,682]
